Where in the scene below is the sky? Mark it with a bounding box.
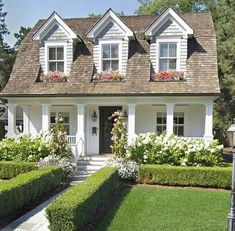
[3,0,140,47]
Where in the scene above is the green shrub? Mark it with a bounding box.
[138,165,232,189]
[0,167,63,217]
[128,133,224,166]
[0,161,36,179]
[46,167,118,231]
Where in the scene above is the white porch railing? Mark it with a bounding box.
[178,136,204,140]
[66,135,77,145]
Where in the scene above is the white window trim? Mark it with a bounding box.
[50,111,70,134]
[173,112,185,137]
[45,41,67,74]
[156,38,181,73]
[98,39,122,73]
[156,106,188,137]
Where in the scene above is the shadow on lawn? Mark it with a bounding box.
[84,182,132,231]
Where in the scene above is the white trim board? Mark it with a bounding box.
[87,9,133,40]
[145,7,194,38]
[33,12,77,41]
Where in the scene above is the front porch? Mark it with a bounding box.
[5,96,214,159]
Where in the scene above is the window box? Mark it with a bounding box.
[93,71,125,82]
[151,71,185,82]
[40,71,68,83]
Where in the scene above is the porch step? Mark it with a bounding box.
[77,164,105,171]
[78,155,112,162]
[76,169,97,175]
[78,160,107,166]
[70,155,112,185]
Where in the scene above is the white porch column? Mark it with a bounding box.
[127,104,136,145]
[76,104,85,156]
[41,104,50,132]
[204,103,214,140]
[6,104,16,137]
[22,105,30,135]
[166,103,174,136]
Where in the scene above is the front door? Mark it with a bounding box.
[99,106,122,153]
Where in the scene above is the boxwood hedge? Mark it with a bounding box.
[0,161,36,179]
[138,164,232,189]
[46,167,118,231]
[0,166,63,217]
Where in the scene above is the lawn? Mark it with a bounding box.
[97,186,230,231]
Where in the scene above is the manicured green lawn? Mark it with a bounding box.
[97,186,229,231]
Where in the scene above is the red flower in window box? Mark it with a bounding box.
[151,71,185,81]
[41,71,68,82]
[93,70,125,81]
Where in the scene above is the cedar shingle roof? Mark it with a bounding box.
[1,12,220,97]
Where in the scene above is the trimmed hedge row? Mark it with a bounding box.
[138,165,232,189]
[46,167,118,231]
[0,161,37,179]
[0,167,63,217]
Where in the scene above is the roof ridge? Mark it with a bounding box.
[37,11,211,22]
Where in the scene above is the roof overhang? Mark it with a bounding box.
[145,7,194,38]
[33,11,78,41]
[87,9,134,40]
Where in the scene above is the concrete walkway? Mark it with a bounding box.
[1,189,68,231]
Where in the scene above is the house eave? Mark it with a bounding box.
[0,92,220,98]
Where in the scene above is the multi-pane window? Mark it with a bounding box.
[174,112,184,136]
[156,112,184,136]
[48,47,64,72]
[156,112,167,135]
[50,112,69,134]
[159,43,177,71]
[102,44,119,71]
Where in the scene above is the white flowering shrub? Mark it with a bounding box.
[127,133,224,167]
[0,134,51,162]
[0,121,72,162]
[107,157,139,181]
[37,155,77,177]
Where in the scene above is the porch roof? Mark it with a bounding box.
[1,12,220,97]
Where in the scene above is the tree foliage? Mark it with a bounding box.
[88,11,125,18]
[0,0,15,89]
[14,26,31,50]
[135,0,214,14]
[135,0,235,144]
[0,1,30,89]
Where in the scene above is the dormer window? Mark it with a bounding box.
[159,42,177,71]
[102,44,119,71]
[48,46,64,72]
[156,39,180,73]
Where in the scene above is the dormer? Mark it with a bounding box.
[33,12,79,76]
[145,7,194,77]
[87,9,134,77]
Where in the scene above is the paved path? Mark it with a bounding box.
[1,189,68,231]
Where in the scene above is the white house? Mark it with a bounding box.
[0,7,220,158]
